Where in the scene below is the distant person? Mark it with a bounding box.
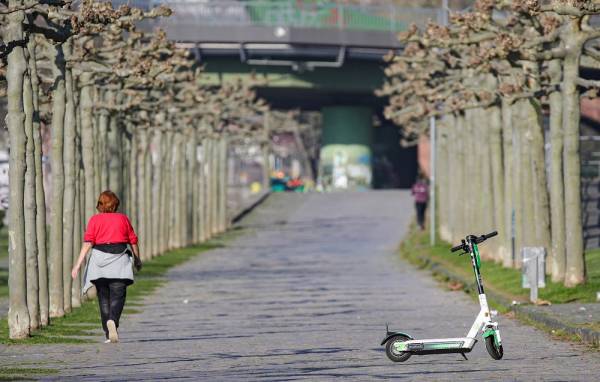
[411,176,429,230]
[71,191,142,343]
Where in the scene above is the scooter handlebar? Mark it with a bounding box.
[476,231,498,244]
[450,231,498,253]
[451,241,466,253]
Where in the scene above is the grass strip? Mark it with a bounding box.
[400,226,600,304]
[0,367,58,381]
[0,235,231,345]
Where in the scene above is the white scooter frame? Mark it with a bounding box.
[382,231,504,362]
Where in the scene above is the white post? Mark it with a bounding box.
[442,0,449,25]
[430,116,436,246]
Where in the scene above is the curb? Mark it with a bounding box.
[423,259,600,347]
[231,191,271,224]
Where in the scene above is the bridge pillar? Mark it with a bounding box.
[319,106,373,190]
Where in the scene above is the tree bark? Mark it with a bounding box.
[501,99,515,267]
[107,95,123,198]
[562,32,586,286]
[527,98,552,256]
[478,107,495,259]
[489,105,507,262]
[549,59,567,282]
[79,72,96,223]
[48,43,66,319]
[62,57,77,313]
[185,129,197,243]
[198,139,207,242]
[452,114,466,242]
[219,138,229,231]
[29,38,48,327]
[151,127,163,256]
[211,139,219,236]
[6,5,31,338]
[144,130,153,254]
[128,125,138,230]
[437,114,451,242]
[162,130,174,251]
[71,137,82,308]
[23,43,39,330]
[137,128,149,258]
[511,100,531,266]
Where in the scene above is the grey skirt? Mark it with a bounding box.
[83,247,134,293]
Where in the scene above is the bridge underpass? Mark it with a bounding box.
[119,0,438,189]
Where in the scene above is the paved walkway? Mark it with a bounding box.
[1,192,600,381]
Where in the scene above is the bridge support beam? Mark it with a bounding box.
[319,106,372,190]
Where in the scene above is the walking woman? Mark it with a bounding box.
[71,191,142,343]
[411,175,429,230]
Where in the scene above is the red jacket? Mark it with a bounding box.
[83,213,138,245]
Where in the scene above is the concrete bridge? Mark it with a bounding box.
[115,0,446,189]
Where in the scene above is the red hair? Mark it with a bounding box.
[96,190,120,213]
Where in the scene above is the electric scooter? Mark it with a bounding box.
[382,231,503,362]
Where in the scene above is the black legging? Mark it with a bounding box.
[415,202,427,229]
[92,278,128,338]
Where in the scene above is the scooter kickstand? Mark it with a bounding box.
[460,353,468,361]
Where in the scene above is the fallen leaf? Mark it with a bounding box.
[447,281,464,291]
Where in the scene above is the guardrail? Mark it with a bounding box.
[115,0,442,33]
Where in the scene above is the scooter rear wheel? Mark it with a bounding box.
[385,334,412,362]
[485,336,503,360]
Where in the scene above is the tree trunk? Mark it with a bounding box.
[202,139,211,241]
[144,131,153,254]
[62,59,77,313]
[137,129,149,258]
[198,139,207,242]
[162,130,174,251]
[501,99,515,267]
[128,126,138,230]
[464,109,478,234]
[171,133,182,248]
[219,138,229,231]
[177,133,187,246]
[489,105,507,262]
[562,36,586,286]
[6,5,31,338]
[549,59,566,282]
[71,141,82,308]
[437,115,451,242]
[79,72,96,223]
[151,127,163,256]
[511,100,528,266]
[527,98,552,256]
[186,130,198,243]
[98,110,109,193]
[29,38,48,327]
[48,44,66,319]
[211,139,219,236]
[107,95,123,198]
[452,114,466,242]
[23,44,39,330]
[262,112,271,190]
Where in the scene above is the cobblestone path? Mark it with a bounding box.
[1,192,599,381]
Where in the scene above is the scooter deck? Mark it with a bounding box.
[397,337,477,354]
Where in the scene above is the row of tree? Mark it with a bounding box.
[379,0,600,287]
[2,0,269,339]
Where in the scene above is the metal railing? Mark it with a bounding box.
[114,0,443,32]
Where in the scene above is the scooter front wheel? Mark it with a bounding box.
[485,336,503,360]
[385,334,412,362]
